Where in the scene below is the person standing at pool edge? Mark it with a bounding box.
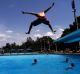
[21,2,56,34]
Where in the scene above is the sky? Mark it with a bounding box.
[0,0,80,47]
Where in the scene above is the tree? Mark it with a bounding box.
[61,16,80,37]
[3,43,11,53]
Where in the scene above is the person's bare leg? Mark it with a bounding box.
[25,23,33,34]
[43,20,56,33]
[25,19,41,34]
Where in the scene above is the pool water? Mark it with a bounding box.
[0,54,80,74]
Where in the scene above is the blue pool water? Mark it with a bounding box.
[0,54,80,74]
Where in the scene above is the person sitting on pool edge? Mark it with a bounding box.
[32,59,37,65]
[65,63,75,70]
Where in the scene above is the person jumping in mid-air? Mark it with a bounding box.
[22,2,56,34]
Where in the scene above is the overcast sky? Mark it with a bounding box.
[0,0,80,47]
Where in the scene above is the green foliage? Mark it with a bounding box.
[61,16,80,37]
[1,36,55,53]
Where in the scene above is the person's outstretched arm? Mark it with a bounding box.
[21,11,38,16]
[44,2,54,13]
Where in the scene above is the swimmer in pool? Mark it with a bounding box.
[32,59,37,65]
[65,63,75,70]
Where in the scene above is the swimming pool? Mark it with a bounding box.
[0,54,80,74]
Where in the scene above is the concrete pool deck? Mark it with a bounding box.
[0,51,80,56]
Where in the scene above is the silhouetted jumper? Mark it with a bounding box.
[22,2,55,34]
